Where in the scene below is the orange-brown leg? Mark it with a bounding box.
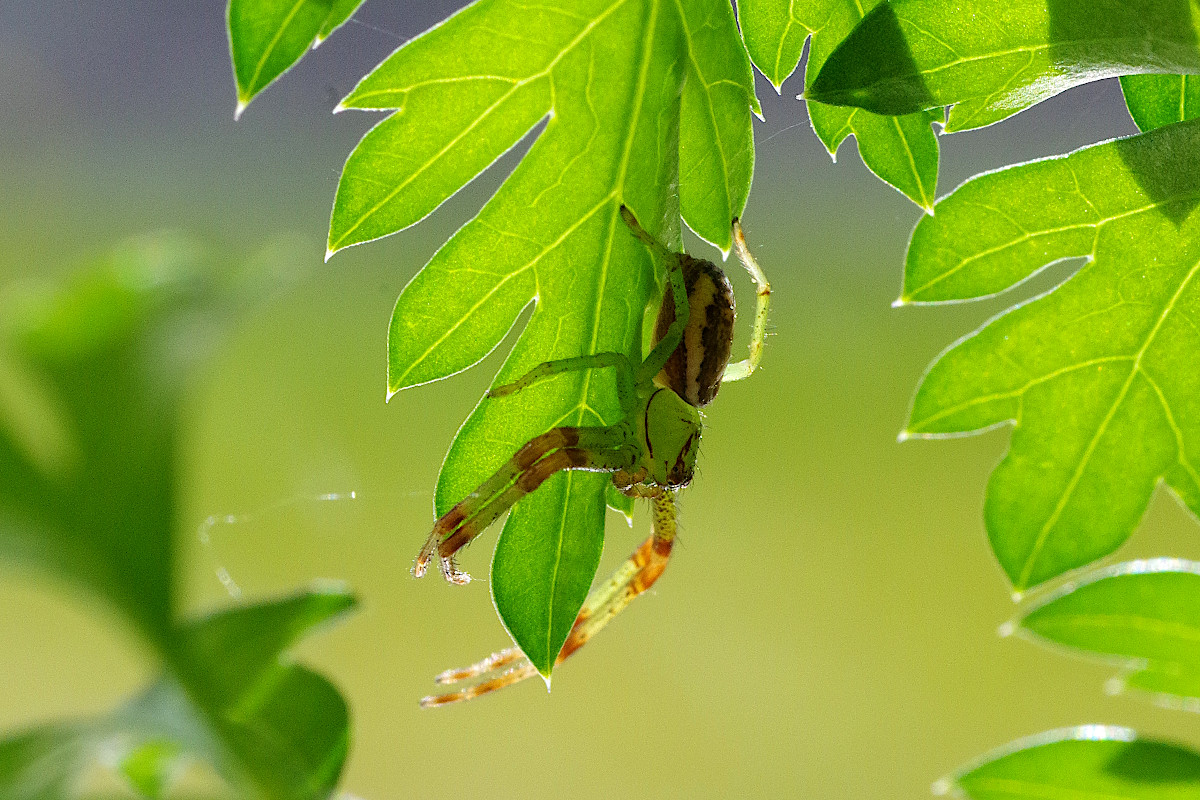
[416,430,636,584]
[419,491,678,707]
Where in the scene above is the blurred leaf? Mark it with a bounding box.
[330,0,755,675]
[1122,74,1200,133]
[227,0,366,116]
[1019,560,1200,702]
[946,728,1200,800]
[0,233,208,639]
[0,588,355,800]
[739,0,938,208]
[0,241,355,798]
[903,119,1200,592]
[806,0,1200,132]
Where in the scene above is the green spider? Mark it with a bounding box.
[415,205,770,705]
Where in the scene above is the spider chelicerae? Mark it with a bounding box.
[414,204,770,706]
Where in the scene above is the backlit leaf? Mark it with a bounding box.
[331,0,756,674]
[738,0,938,208]
[228,0,366,116]
[1122,74,1200,133]
[1019,560,1200,701]
[807,0,1200,132]
[946,727,1200,800]
[903,118,1200,592]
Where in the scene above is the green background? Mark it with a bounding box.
[2,2,1198,797]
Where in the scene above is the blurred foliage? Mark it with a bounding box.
[0,236,355,799]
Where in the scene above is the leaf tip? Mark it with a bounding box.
[1010,588,1025,603]
[324,246,336,263]
[234,98,249,120]
[996,619,1017,638]
[931,777,953,797]
[540,672,552,691]
[332,101,347,115]
[897,430,912,443]
[891,295,909,308]
[1104,675,1127,696]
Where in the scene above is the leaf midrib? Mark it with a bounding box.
[331,0,634,251]
[1017,255,1200,589]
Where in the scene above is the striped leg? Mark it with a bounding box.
[414,426,635,584]
[419,491,678,707]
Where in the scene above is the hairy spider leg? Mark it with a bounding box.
[414,425,639,584]
[419,491,678,707]
[722,218,771,383]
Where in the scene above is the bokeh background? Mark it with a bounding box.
[3,2,1199,798]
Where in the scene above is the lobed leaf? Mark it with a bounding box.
[1018,559,1200,702]
[807,0,1200,132]
[0,241,355,798]
[739,0,938,208]
[1122,74,1200,133]
[228,0,366,116]
[945,727,1200,800]
[903,118,1200,592]
[332,0,756,675]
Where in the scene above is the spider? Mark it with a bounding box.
[414,205,770,706]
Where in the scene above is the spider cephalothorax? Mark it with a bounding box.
[413,205,770,705]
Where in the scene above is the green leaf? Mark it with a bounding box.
[0,589,355,800]
[227,0,366,116]
[945,728,1200,800]
[902,118,1200,592]
[739,0,938,209]
[807,0,1200,132]
[0,241,354,798]
[332,0,755,674]
[1122,74,1200,133]
[1018,559,1200,702]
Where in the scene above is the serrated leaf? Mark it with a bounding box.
[903,119,1200,592]
[331,0,755,674]
[946,728,1200,800]
[807,0,1200,133]
[0,242,354,798]
[1019,560,1200,699]
[1122,74,1200,133]
[738,0,937,209]
[228,0,366,116]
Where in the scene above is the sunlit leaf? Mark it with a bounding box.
[228,0,366,116]
[331,0,756,674]
[807,0,1200,132]
[1122,74,1200,133]
[1019,560,1200,701]
[0,241,354,798]
[945,727,1200,800]
[903,118,1200,592]
[738,0,938,208]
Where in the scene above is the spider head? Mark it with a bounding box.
[641,388,703,488]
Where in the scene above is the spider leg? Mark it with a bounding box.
[489,352,637,413]
[620,206,691,384]
[722,218,771,382]
[419,491,678,707]
[415,426,636,584]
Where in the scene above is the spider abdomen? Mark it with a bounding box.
[654,254,735,407]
